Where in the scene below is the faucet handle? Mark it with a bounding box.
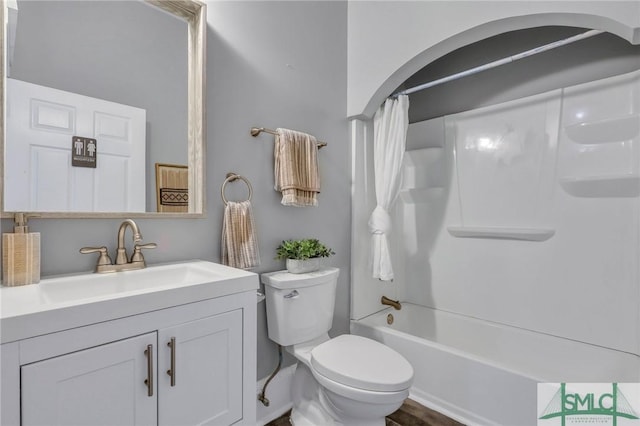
[131,243,157,263]
[80,246,113,267]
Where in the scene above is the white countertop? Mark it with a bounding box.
[0,260,259,344]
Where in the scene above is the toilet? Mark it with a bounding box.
[261,267,414,426]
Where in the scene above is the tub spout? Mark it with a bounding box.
[381,296,401,310]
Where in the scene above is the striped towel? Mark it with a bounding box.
[221,200,260,269]
[274,128,320,207]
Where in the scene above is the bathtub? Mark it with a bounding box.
[350,303,640,426]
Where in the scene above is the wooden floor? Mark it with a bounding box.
[265,399,464,426]
[386,399,464,426]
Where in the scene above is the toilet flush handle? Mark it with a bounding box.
[284,290,299,299]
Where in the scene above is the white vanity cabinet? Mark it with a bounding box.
[0,261,258,426]
[20,308,245,426]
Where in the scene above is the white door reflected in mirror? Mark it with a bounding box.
[6,79,146,212]
[1,0,206,217]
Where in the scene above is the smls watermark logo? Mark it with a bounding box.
[538,383,640,426]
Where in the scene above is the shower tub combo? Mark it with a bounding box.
[350,68,640,425]
[351,303,639,425]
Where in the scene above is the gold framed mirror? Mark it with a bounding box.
[0,0,206,218]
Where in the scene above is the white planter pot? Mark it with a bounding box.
[286,258,321,274]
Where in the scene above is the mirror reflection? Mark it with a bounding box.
[2,0,205,216]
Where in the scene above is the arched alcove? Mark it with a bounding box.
[349,7,640,119]
[350,2,640,355]
[349,8,640,425]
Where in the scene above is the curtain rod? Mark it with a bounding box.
[393,29,604,97]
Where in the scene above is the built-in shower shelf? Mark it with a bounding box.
[559,175,640,197]
[447,227,555,241]
[564,114,639,144]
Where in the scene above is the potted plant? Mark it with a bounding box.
[275,238,335,273]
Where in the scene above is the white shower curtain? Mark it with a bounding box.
[368,95,409,281]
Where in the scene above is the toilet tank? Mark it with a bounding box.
[261,267,340,346]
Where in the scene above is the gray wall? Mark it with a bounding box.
[406,27,640,123]
[9,0,188,211]
[1,1,349,380]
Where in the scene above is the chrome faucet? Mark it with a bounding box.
[80,219,157,273]
[381,295,401,310]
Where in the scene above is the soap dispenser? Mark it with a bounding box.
[2,213,40,286]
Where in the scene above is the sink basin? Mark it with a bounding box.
[0,260,259,343]
[39,261,223,303]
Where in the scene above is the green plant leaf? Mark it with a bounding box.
[275,238,335,260]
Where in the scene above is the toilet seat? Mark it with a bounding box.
[310,335,413,392]
[312,366,410,405]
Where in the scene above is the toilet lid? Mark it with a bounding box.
[310,335,413,392]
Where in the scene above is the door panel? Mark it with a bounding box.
[21,333,157,426]
[158,310,243,426]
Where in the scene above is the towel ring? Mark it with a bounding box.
[221,173,253,205]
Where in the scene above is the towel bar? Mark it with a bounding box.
[250,127,327,148]
[221,173,252,205]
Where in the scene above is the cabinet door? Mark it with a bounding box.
[158,309,243,426]
[21,333,157,426]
